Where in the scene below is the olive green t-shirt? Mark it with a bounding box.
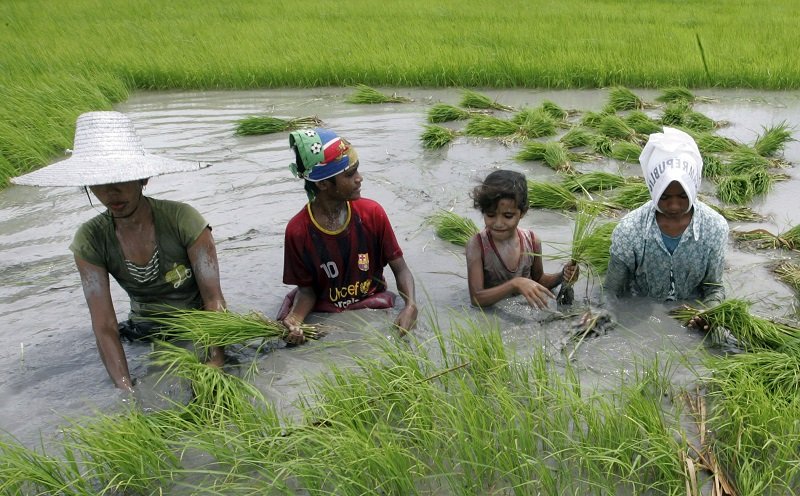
[70,197,209,319]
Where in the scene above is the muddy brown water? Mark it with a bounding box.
[1,88,799,449]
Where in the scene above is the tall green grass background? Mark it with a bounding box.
[2,0,800,185]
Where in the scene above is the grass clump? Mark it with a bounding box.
[429,210,479,246]
[346,84,412,104]
[426,103,473,123]
[234,115,323,136]
[421,124,460,149]
[459,89,514,111]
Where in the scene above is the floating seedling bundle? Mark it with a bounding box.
[421,124,460,149]
[603,86,653,112]
[427,103,476,123]
[608,181,651,210]
[459,89,514,111]
[235,115,323,136]
[429,210,479,246]
[515,140,576,172]
[753,121,795,157]
[346,84,413,104]
[732,224,800,250]
[774,261,800,294]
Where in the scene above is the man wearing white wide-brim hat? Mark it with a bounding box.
[12,111,227,392]
[603,127,729,330]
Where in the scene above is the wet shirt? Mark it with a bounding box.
[473,228,537,290]
[283,198,402,313]
[604,200,728,305]
[70,198,208,318]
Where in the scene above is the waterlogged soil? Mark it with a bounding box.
[1,87,799,450]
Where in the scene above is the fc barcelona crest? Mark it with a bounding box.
[358,253,369,271]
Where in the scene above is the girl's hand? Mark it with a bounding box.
[563,262,579,284]
[515,278,554,309]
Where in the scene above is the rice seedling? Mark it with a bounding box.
[152,308,323,348]
[527,180,579,210]
[557,211,618,304]
[706,202,763,222]
[660,101,717,132]
[702,154,725,179]
[561,171,627,193]
[345,84,412,104]
[603,86,651,112]
[670,299,800,351]
[426,103,472,123]
[579,110,606,129]
[608,182,651,210]
[726,148,771,175]
[420,124,460,149]
[655,86,696,104]
[234,115,323,136]
[774,261,800,293]
[0,436,90,495]
[753,121,795,157]
[459,89,514,111]
[598,114,643,143]
[624,110,662,135]
[609,141,643,163]
[716,174,757,204]
[512,108,559,138]
[559,127,595,148]
[538,99,571,121]
[695,132,741,154]
[515,140,574,172]
[428,210,479,246]
[589,134,614,156]
[464,114,518,138]
[732,224,800,250]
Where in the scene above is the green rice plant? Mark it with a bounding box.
[516,140,574,172]
[0,437,89,495]
[459,89,514,111]
[670,299,800,351]
[753,121,795,157]
[726,148,771,175]
[561,171,627,193]
[624,110,662,135]
[464,114,518,137]
[655,86,696,104]
[661,101,717,132]
[603,86,651,112]
[426,103,472,123]
[512,108,559,138]
[559,127,595,148]
[428,210,479,246]
[527,180,579,210]
[702,155,725,179]
[579,110,606,129]
[774,261,800,293]
[234,115,323,136]
[732,224,800,250]
[610,141,643,162]
[149,342,267,429]
[716,174,756,204]
[609,182,651,210]
[153,308,322,348]
[589,134,614,156]
[346,84,412,103]
[538,99,571,121]
[421,124,460,149]
[707,202,763,222]
[598,114,643,143]
[695,132,741,154]
[557,211,618,304]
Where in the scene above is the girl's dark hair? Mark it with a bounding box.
[472,170,529,213]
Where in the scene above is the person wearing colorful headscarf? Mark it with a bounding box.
[603,127,729,329]
[11,111,227,392]
[278,128,417,342]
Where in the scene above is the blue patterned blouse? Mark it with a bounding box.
[604,200,729,305]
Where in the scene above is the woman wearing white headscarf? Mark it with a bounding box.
[604,127,729,328]
[12,111,226,392]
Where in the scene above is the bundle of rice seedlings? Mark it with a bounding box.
[421,124,459,149]
[153,308,323,348]
[557,211,618,304]
[516,141,574,172]
[610,141,643,163]
[604,86,651,112]
[702,155,724,180]
[346,84,412,104]
[609,182,651,210]
[753,121,795,157]
[512,108,558,138]
[726,148,771,175]
[704,350,800,399]
[716,174,756,204]
[426,103,472,123]
[695,132,741,154]
[527,180,579,210]
[774,261,800,293]
[750,168,774,195]
[561,171,627,193]
[624,111,663,135]
[732,225,800,250]
[459,89,514,111]
[655,87,696,104]
[559,127,595,149]
[589,134,614,156]
[579,110,606,129]
[464,115,518,138]
[428,210,479,246]
[661,102,716,132]
[670,299,800,351]
[598,114,642,143]
[706,203,763,222]
[235,115,323,136]
[538,100,571,121]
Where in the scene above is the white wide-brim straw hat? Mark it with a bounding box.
[11,111,208,187]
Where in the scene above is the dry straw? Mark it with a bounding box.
[774,261,800,293]
[732,224,800,250]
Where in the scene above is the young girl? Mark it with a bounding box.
[465,170,577,308]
